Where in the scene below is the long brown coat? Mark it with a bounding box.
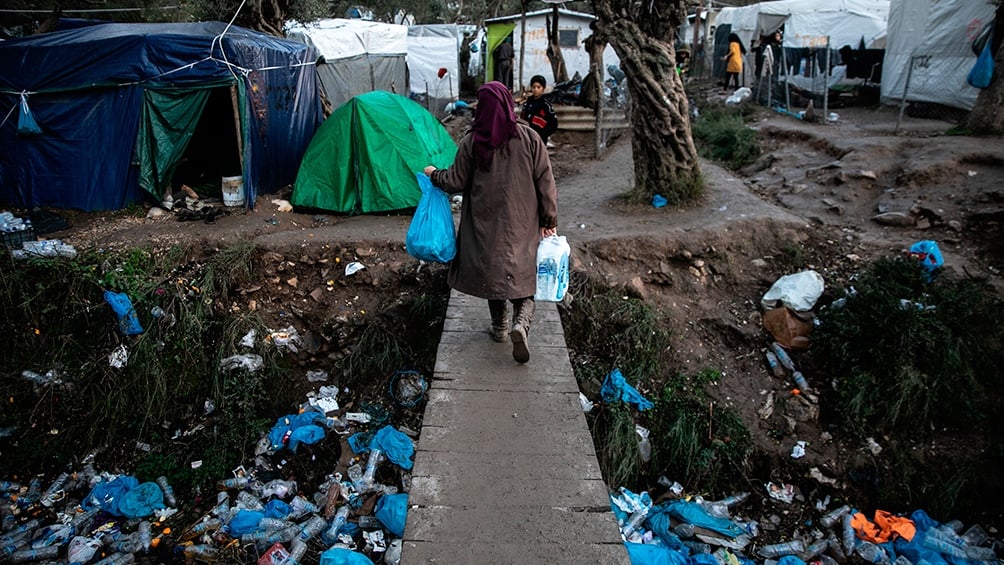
[431,121,557,300]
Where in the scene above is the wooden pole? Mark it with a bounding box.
[518,0,527,93]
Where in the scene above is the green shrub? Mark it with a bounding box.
[646,369,752,494]
[691,107,761,169]
[810,256,1004,435]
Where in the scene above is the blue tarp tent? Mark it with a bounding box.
[0,22,322,211]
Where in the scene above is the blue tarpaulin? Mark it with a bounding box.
[0,22,322,211]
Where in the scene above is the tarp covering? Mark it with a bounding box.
[881,0,995,111]
[407,24,461,97]
[286,19,408,110]
[0,21,322,211]
[715,0,890,52]
[291,91,457,215]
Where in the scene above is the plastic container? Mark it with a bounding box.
[155,476,177,507]
[620,507,649,537]
[321,505,350,545]
[221,176,245,207]
[138,521,152,552]
[820,504,851,528]
[770,342,796,372]
[856,540,891,564]
[362,449,383,490]
[792,371,811,393]
[758,540,805,558]
[297,515,326,542]
[534,235,570,302]
[842,512,857,553]
[765,351,786,377]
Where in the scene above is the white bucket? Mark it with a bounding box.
[221,175,245,207]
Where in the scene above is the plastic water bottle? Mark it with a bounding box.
[155,476,177,507]
[802,538,830,559]
[856,540,891,564]
[288,537,308,562]
[842,512,857,553]
[0,481,21,493]
[297,515,326,542]
[672,522,696,538]
[765,351,786,377]
[183,544,218,559]
[236,490,264,510]
[770,342,796,372]
[347,464,366,493]
[183,518,221,540]
[10,544,60,562]
[620,507,649,537]
[217,476,252,490]
[719,491,750,508]
[385,538,402,565]
[137,521,152,552]
[820,504,851,528]
[321,505,350,545]
[758,540,805,558]
[40,472,70,507]
[792,371,811,393]
[361,449,383,490]
[536,257,557,301]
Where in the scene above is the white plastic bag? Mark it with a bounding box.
[761,270,824,312]
[534,235,570,302]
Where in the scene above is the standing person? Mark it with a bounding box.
[722,32,746,92]
[494,37,515,91]
[520,75,558,146]
[423,81,558,364]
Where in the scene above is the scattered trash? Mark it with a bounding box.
[219,353,264,372]
[652,194,668,208]
[389,370,427,408]
[12,239,77,259]
[865,436,883,455]
[240,328,257,348]
[763,307,813,350]
[791,440,807,458]
[267,326,302,352]
[306,369,330,382]
[578,392,595,412]
[271,198,293,212]
[345,261,366,276]
[108,344,129,368]
[907,240,944,280]
[636,425,652,463]
[104,290,144,336]
[725,87,752,105]
[767,481,796,503]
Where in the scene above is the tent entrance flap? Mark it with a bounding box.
[135,81,243,200]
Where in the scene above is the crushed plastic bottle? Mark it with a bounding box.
[758,540,805,558]
[770,342,796,372]
[297,515,326,542]
[155,476,177,507]
[321,505,350,545]
[856,540,891,564]
[765,351,786,377]
[842,512,857,553]
[820,504,851,528]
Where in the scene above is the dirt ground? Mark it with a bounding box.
[45,86,1004,535]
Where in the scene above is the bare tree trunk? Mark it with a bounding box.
[585,28,607,158]
[593,0,702,205]
[546,7,569,84]
[967,4,1004,134]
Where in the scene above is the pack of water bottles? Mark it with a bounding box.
[0,211,35,249]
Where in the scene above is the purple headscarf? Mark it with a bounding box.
[472,81,519,170]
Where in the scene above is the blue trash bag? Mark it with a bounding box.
[663,500,745,538]
[405,173,456,263]
[118,481,165,519]
[374,493,408,537]
[777,556,808,565]
[652,194,668,208]
[17,95,43,136]
[264,499,291,519]
[104,290,144,336]
[625,541,688,565]
[267,411,327,452]
[227,510,264,536]
[600,368,654,411]
[319,548,375,565]
[908,240,943,280]
[967,32,994,89]
[83,475,139,516]
[371,426,415,470]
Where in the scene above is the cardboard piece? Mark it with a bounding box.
[763,307,813,350]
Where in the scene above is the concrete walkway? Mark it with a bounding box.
[401,290,629,564]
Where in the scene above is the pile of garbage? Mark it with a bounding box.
[612,482,1000,565]
[0,368,427,564]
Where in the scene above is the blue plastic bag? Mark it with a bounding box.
[908,240,943,281]
[104,290,144,336]
[967,32,994,89]
[319,548,375,565]
[600,368,654,411]
[374,493,408,537]
[406,173,456,263]
[17,94,42,136]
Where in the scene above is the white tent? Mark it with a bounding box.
[407,24,461,99]
[714,0,890,52]
[881,0,995,111]
[286,19,409,109]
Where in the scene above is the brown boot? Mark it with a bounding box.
[488,300,509,343]
[509,297,535,363]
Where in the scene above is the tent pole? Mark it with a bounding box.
[230,84,244,174]
[782,43,790,111]
[518,0,527,93]
[896,53,915,133]
[823,36,830,120]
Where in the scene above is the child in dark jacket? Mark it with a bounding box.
[520,75,558,145]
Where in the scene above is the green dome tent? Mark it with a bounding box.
[292,90,458,215]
